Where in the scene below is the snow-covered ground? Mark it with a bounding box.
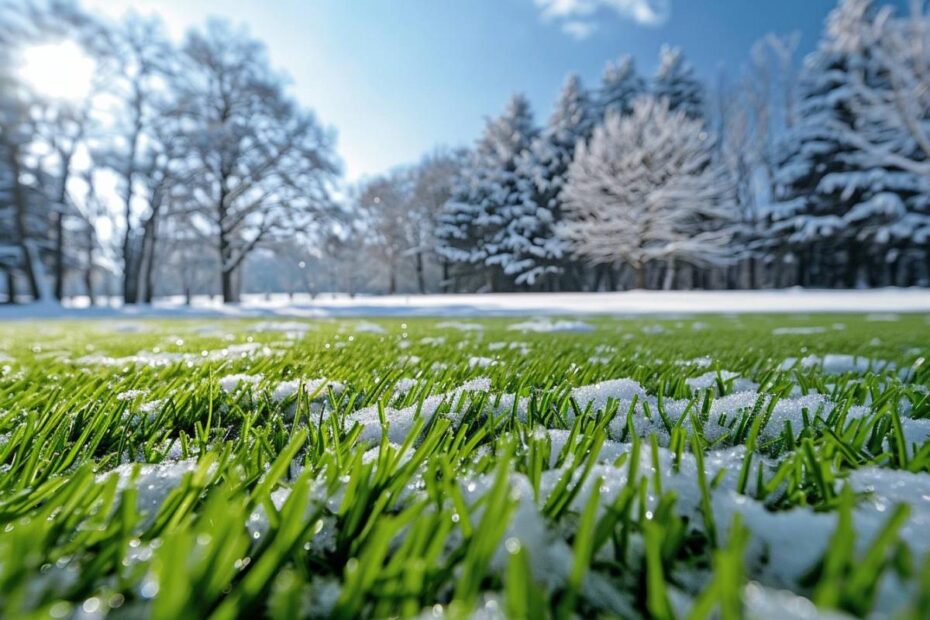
[2,288,930,320]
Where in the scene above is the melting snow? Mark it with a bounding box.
[436,321,484,332]
[272,378,345,403]
[685,370,741,391]
[100,460,199,516]
[116,389,149,401]
[507,319,594,333]
[350,377,492,444]
[468,356,497,368]
[772,326,827,335]
[76,342,279,367]
[250,321,312,333]
[354,321,386,334]
[780,354,896,374]
[866,314,899,322]
[219,373,263,392]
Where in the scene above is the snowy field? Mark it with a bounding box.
[1,312,929,618]
[3,288,930,320]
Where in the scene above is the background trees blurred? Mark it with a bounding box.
[0,1,338,304]
[1,0,927,304]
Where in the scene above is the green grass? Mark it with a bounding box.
[0,313,928,619]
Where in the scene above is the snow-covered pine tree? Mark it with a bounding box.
[436,93,537,292]
[653,45,705,120]
[771,0,928,287]
[560,97,737,289]
[831,0,930,285]
[497,74,594,289]
[595,55,645,120]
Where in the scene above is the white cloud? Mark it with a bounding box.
[561,20,599,39]
[534,0,670,31]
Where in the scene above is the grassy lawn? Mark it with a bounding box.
[0,313,928,619]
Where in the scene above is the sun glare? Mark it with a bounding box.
[18,40,96,101]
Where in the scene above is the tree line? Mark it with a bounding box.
[2,0,929,304]
[0,1,339,305]
[350,0,930,293]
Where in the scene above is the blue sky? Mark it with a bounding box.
[82,0,898,182]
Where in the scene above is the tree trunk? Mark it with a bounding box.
[389,263,397,295]
[83,221,96,306]
[121,235,137,304]
[84,249,95,308]
[123,247,140,305]
[662,259,676,291]
[222,268,238,303]
[53,211,65,301]
[634,264,645,289]
[441,261,450,293]
[592,264,605,292]
[142,218,158,304]
[8,149,42,301]
[4,269,15,304]
[415,252,426,294]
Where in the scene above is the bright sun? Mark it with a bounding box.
[18,40,96,101]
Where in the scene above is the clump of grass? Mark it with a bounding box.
[0,313,927,618]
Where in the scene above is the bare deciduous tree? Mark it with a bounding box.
[174,20,339,302]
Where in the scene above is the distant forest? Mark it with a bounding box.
[2,0,929,304]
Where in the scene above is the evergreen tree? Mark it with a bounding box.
[436,94,537,291]
[497,75,594,288]
[596,55,645,120]
[771,0,926,287]
[560,97,736,289]
[653,45,705,120]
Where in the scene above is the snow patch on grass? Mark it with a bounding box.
[116,389,149,401]
[350,377,492,444]
[507,318,594,333]
[436,321,484,331]
[219,373,263,392]
[772,326,827,335]
[780,354,896,374]
[101,460,199,515]
[272,378,345,403]
[354,321,386,334]
[685,370,741,391]
[250,321,312,333]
